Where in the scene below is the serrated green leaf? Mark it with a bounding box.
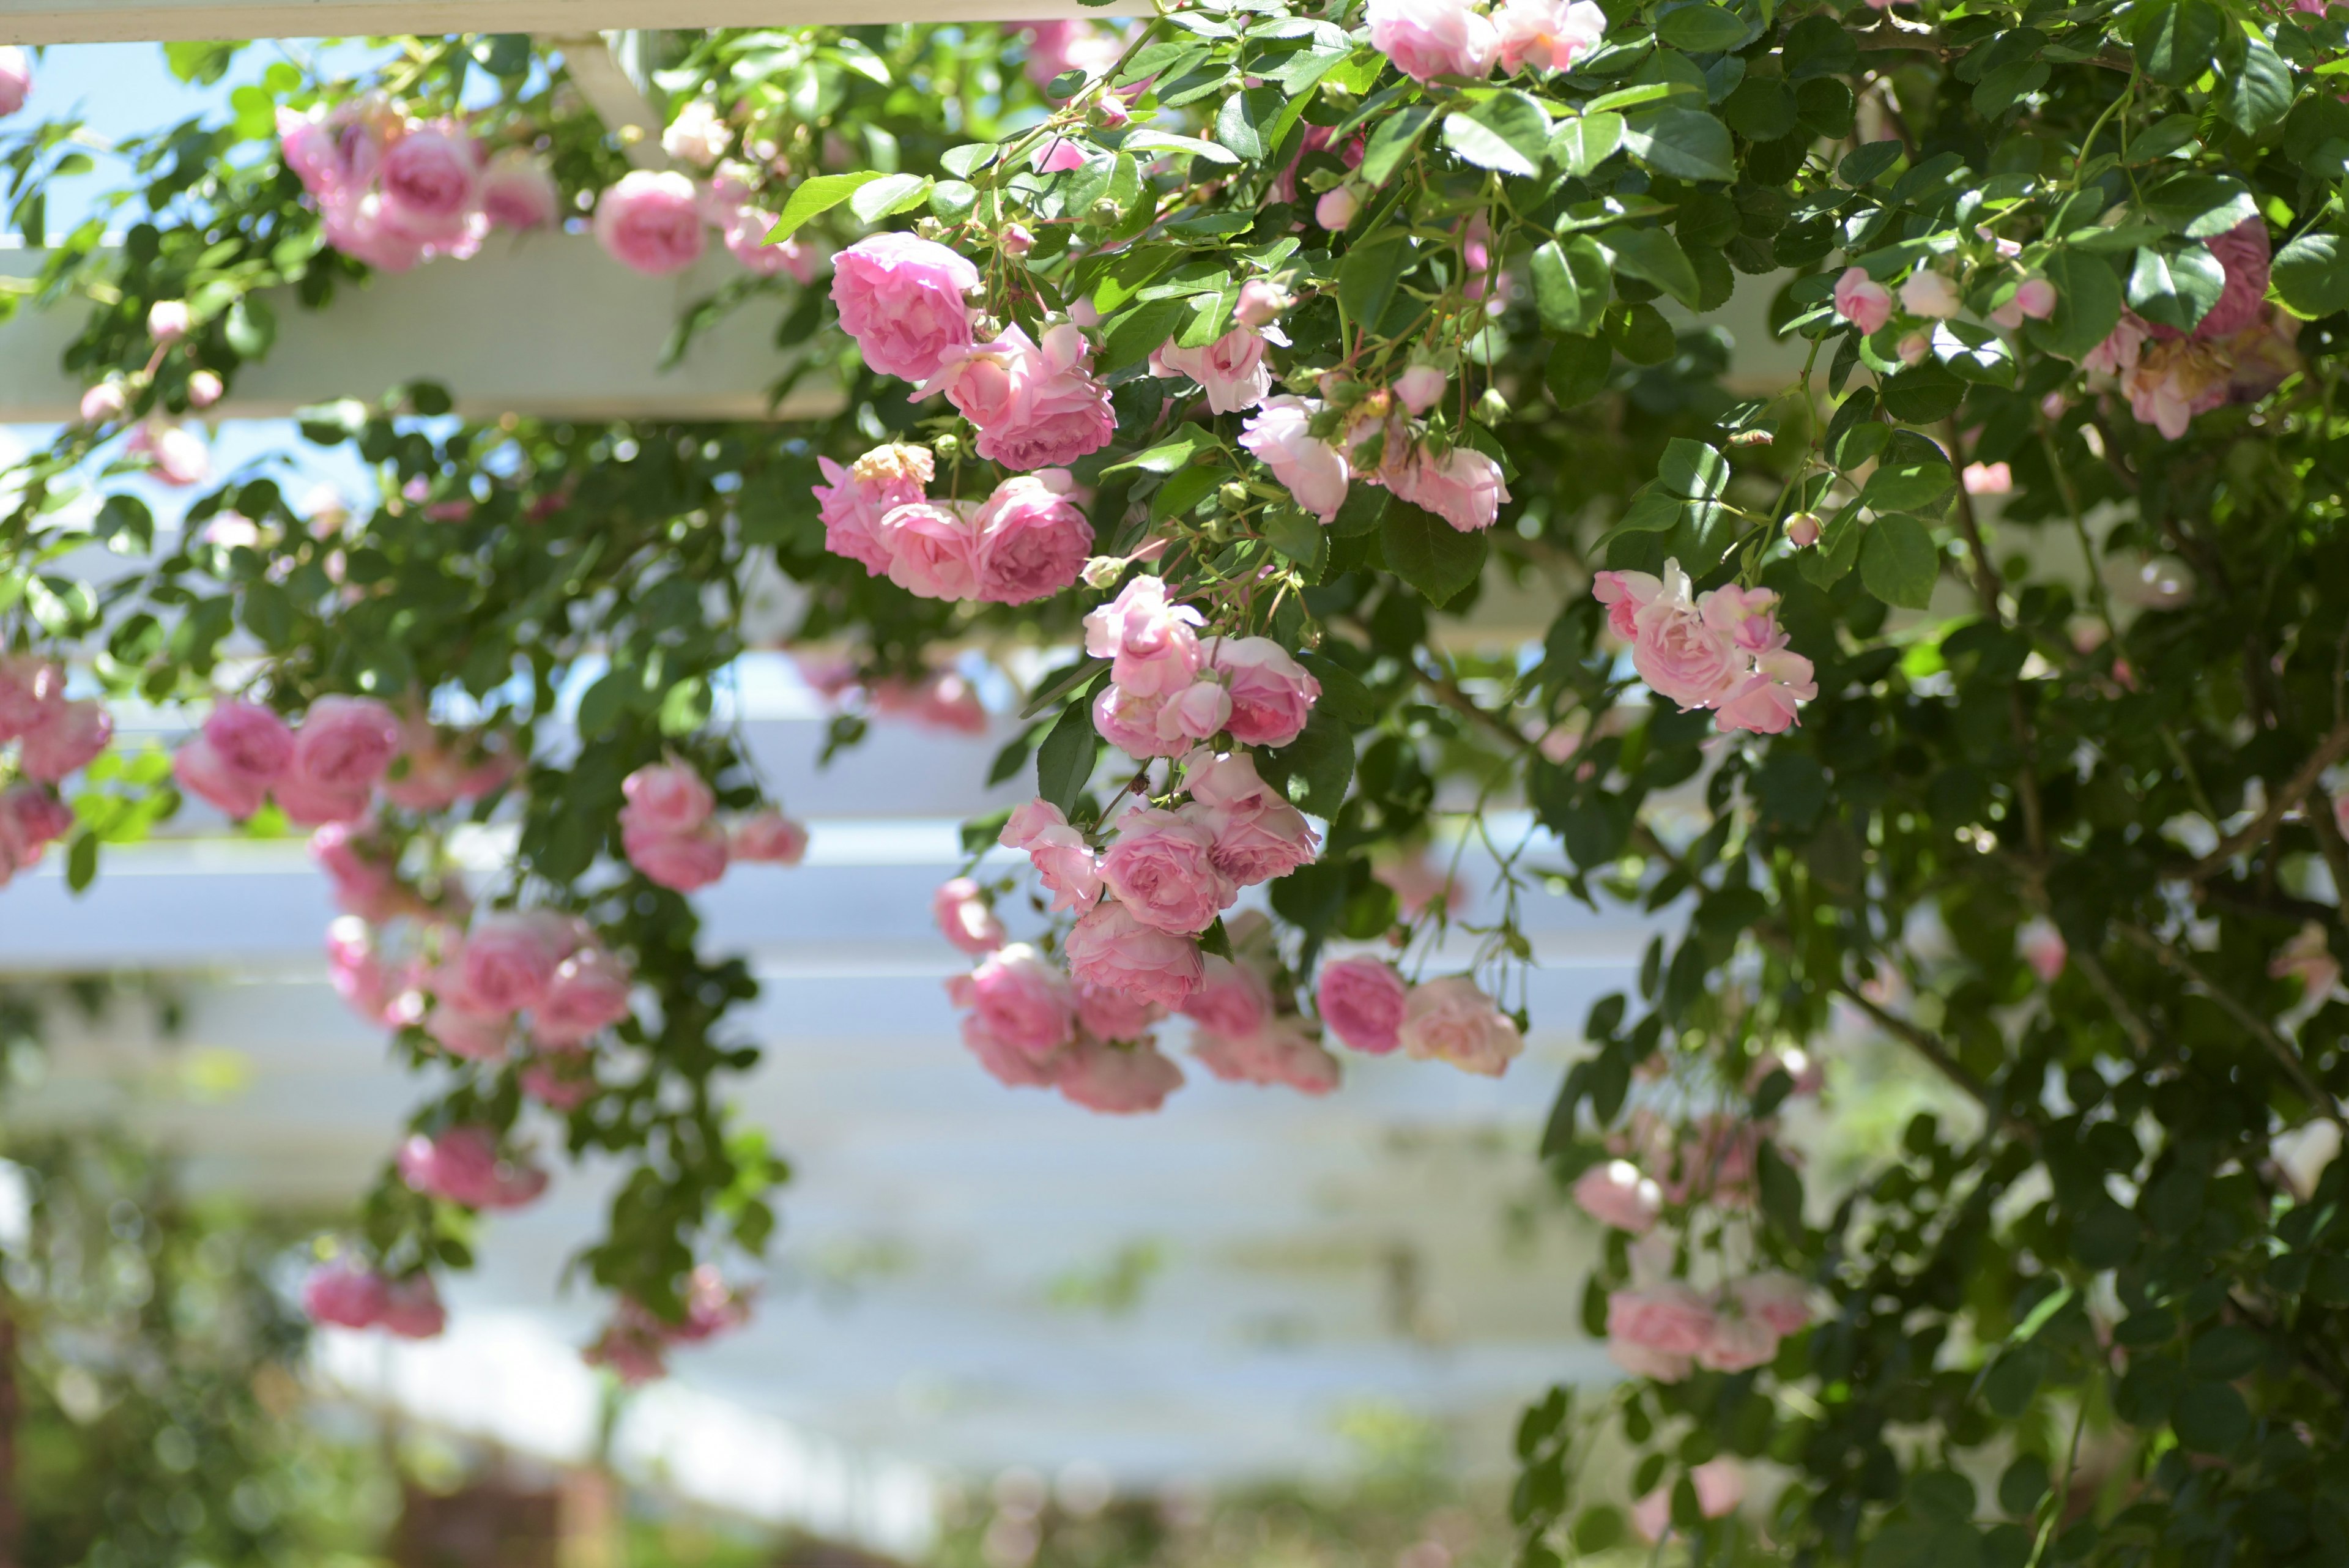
[1531,236,1610,336]
[848,172,930,223]
[1602,225,1700,309]
[1442,92,1548,176]
[1382,500,1488,606]
[1622,107,1735,184]
[768,171,883,242]
[2273,232,2349,317]
[2127,242,2225,332]
[1860,515,1940,609]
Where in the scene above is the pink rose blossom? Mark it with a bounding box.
[522,1058,598,1110]
[1000,800,1103,912]
[128,421,209,486]
[831,231,981,382]
[1784,513,1822,549]
[1368,0,1500,81]
[973,470,1094,605]
[934,875,1009,956]
[949,943,1078,1061]
[1154,327,1272,414]
[1186,749,1321,885]
[1962,461,2012,495]
[1209,636,1320,748]
[147,300,191,345]
[1157,680,1234,746]
[662,99,730,166]
[1075,978,1161,1042]
[173,737,265,818]
[426,999,513,1061]
[1696,1313,1779,1373]
[376,1273,448,1338]
[318,191,429,272]
[1241,396,1350,522]
[1607,1282,1716,1358]
[1179,955,1274,1039]
[1085,575,1204,698]
[878,499,983,601]
[1315,187,1359,230]
[2191,220,2271,340]
[593,171,708,277]
[1235,280,1291,328]
[311,822,401,920]
[202,698,295,789]
[1058,1039,1185,1113]
[17,699,109,782]
[278,100,387,203]
[725,210,826,281]
[1391,444,1509,532]
[962,1012,1073,1089]
[1899,270,1962,319]
[1609,1339,1694,1381]
[1398,975,1523,1076]
[924,322,1116,473]
[1099,805,1236,935]
[814,442,933,577]
[1021,19,1121,86]
[1622,560,1741,709]
[1395,364,1448,415]
[397,1126,548,1210]
[620,762,716,836]
[1192,1016,1342,1094]
[1093,684,1189,761]
[479,149,560,230]
[1573,1159,1663,1232]
[325,917,399,1024]
[456,912,571,1014]
[79,381,127,425]
[0,656,59,740]
[1631,1460,1745,1542]
[1377,850,1465,920]
[1036,136,1089,174]
[1714,648,1818,736]
[2017,917,2067,983]
[731,811,808,864]
[1732,1273,1815,1337]
[303,1260,390,1329]
[1066,898,1204,1011]
[624,821,729,891]
[1494,0,1607,74]
[1316,956,1408,1053]
[380,122,480,239]
[0,47,29,117]
[187,370,223,409]
[536,947,634,1046]
[292,696,400,798]
[1832,267,1891,335]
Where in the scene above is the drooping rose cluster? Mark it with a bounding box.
[0,656,109,888]
[280,98,555,272]
[584,1264,754,1383]
[617,760,808,893]
[1242,390,1512,535]
[1085,576,1323,760]
[2082,223,2298,440]
[397,1123,551,1210]
[796,654,991,735]
[1592,560,1818,735]
[1365,0,1607,84]
[300,1258,448,1339]
[1606,1270,1816,1380]
[814,445,1095,605]
[173,694,402,824]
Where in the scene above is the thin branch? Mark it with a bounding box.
[2186,719,2349,880]
[2071,946,2154,1057]
[1833,981,2034,1140]
[2118,924,2346,1128]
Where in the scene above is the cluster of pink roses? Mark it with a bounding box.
[173,694,404,824]
[301,1258,448,1339]
[1316,954,1526,1076]
[1086,576,1323,760]
[398,1123,551,1209]
[280,97,557,273]
[1242,390,1511,535]
[796,655,990,735]
[1831,262,2057,361]
[617,761,808,893]
[2084,223,2296,440]
[814,444,1095,606]
[584,1264,754,1383]
[1592,561,1818,735]
[831,233,1114,472]
[1365,0,1608,82]
[0,656,109,887]
[946,937,1189,1113]
[1606,1271,1815,1380]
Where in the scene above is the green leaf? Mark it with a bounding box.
[1121,128,1239,165]
[1723,76,1798,141]
[2173,1381,2251,1453]
[1879,360,1965,423]
[1549,112,1624,176]
[1359,105,1435,187]
[847,173,930,224]
[1798,503,1863,587]
[1930,319,2017,387]
[95,494,154,555]
[1601,226,1700,310]
[2127,243,2225,333]
[2142,173,2258,238]
[768,171,884,242]
[2135,0,2225,84]
[1546,335,1612,407]
[1215,87,1283,162]
[1860,515,1939,609]
[1262,505,1327,576]
[1621,108,1735,184]
[1382,501,1488,606]
[1613,484,1687,534]
[1035,699,1102,816]
[2274,232,2349,317]
[1657,3,1751,51]
[1838,141,1903,187]
[2227,33,2294,135]
[939,143,998,177]
[1442,92,1548,177]
[1860,430,1956,514]
[65,831,98,893]
[1971,59,2049,119]
[1272,704,1357,816]
[1531,237,1611,338]
[1337,234,1416,335]
[2030,249,2124,360]
[1658,437,1728,502]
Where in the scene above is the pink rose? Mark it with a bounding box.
[128,421,209,486]
[1066,898,1204,1011]
[376,1273,448,1339]
[397,1126,548,1210]
[1093,684,1189,761]
[187,370,223,409]
[949,943,1078,1061]
[522,1058,598,1111]
[962,1013,1073,1089]
[1368,0,1500,81]
[536,947,634,1047]
[1000,800,1103,912]
[1058,1039,1184,1113]
[935,875,1009,955]
[173,737,265,817]
[293,696,400,795]
[78,381,127,425]
[1098,804,1236,935]
[1235,280,1291,327]
[1715,648,1817,736]
[2017,917,2067,983]
[593,171,708,277]
[1732,1273,1815,1337]
[973,470,1093,605]
[1494,0,1607,73]
[0,656,59,740]
[1186,749,1321,886]
[278,101,385,203]
[201,698,294,786]
[925,323,1115,473]
[17,698,110,782]
[2194,220,2270,340]
[1316,956,1409,1053]
[1607,1282,1716,1356]
[620,762,716,836]
[726,210,826,281]
[380,122,480,239]
[1962,461,2012,495]
[1572,1159,1662,1232]
[1696,1314,1779,1373]
[1084,575,1204,697]
[425,999,513,1061]
[1832,267,1892,335]
[624,821,729,891]
[1394,363,1448,414]
[0,46,29,117]
[1192,1015,1342,1094]
[1625,560,1742,709]
[1590,568,1657,641]
[1391,444,1509,533]
[479,149,560,230]
[456,912,572,1013]
[1158,680,1233,746]
[1036,136,1090,174]
[1241,396,1349,522]
[303,1260,390,1329]
[147,299,190,345]
[878,500,983,601]
[1398,975,1523,1076]
[1315,187,1359,230]
[311,822,401,920]
[1178,955,1274,1039]
[1020,19,1121,86]
[325,917,399,1024]
[319,191,429,272]
[1154,326,1272,414]
[1209,636,1320,748]
[1074,978,1162,1042]
[731,811,809,864]
[831,231,981,382]
[813,444,934,576]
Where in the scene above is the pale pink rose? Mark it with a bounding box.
[1066,898,1204,1010]
[593,171,707,277]
[1001,803,1104,912]
[877,500,983,601]
[962,1012,1074,1089]
[303,1260,390,1330]
[1894,330,1931,366]
[831,231,981,382]
[1715,648,1817,736]
[320,189,438,272]
[1494,0,1607,73]
[1696,1313,1780,1372]
[2124,336,2232,439]
[278,100,387,203]
[147,299,191,345]
[1099,805,1236,935]
[0,46,29,117]
[1241,396,1350,522]
[1962,461,2012,496]
[730,811,809,864]
[1209,636,1320,748]
[1391,444,1508,532]
[1085,575,1204,697]
[1020,19,1121,86]
[1784,513,1822,549]
[1315,187,1359,230]
[1610,1339,1694,1380]
[1093,684,1189,760]
[920,326,1039,430]
[1235,280,1291,328]
[533,946,634,1047]
[1573,1159,1663,1232]
[426,999,513,1061]
[1000,797,1069,850]
[290,696,399,799]
[380,122,480,239]
[397,1126,548,1210]
[456,912,570,1013]
[2012,276,2057,321]
[1157,680,1234,745]
[1192,1016,1342,1094]
[624,822,729,891]
[1627,560,1741,710]
[725,209,826,281]
[173,737,265,817]
[1368,0,1500,81]
[1899,270,1961,319]
[973,470,1093,604]
[0,656,59,741]
[479,149,560,230]
[2271,922,2340,998]
[1631,1459,1745,1542]
[1394,364,1448,415]
[662,98,730,166]
[128,421,209,486]
[1831,267,1892,335]
[2189,220,2270,340]
[927,322,1115,472]
[1058,1039,1185,1113]
[1398,975,1523,1076]
[17,699,109,782]
[585,1321,669,1384]
[620,762,716,836]
[1316,956,1408,1053]
[186,370,223,409]
[1179,955,1274,1039]
[1075,978,1162,1042]
[2017,917,2067,983]
[1590,568,1658,641]
[522,1058,598,1110]
[325,917,403,1024]
[934,875,1008,956]
[203,700,295,792]
[1607,1283,1716,1357]
[1036,136,1089,174]
[814,442,933,577]
[1186,749,1321,885]
[949,943,1077,1061]
[311,822,401,920]
[1155,327,1272,414]
[1732,1273,1815,1337]
[377,1273,448,1339]
[79,381,127,425]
